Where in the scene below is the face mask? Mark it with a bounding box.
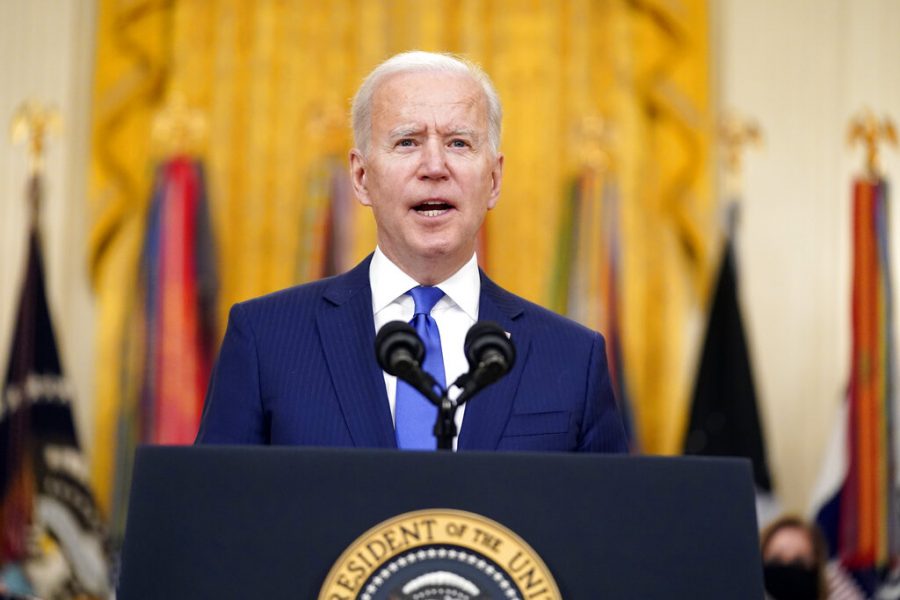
[763,562,819,600]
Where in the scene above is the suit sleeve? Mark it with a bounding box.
[577,332,628,453]
[195,303,268,444]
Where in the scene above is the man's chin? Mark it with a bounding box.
[413,241,468,262]
[401,243,471,274]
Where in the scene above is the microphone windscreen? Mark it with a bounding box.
[375,321,424,375]
[464,321,515,370]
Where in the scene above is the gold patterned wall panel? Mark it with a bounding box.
[616,0,715,453]
[89,0,713,507]
[88,0,171,514]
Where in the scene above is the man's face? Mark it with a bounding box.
[350,70,503,281]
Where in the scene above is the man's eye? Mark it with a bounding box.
[450,139,469,148]
[396,139,415,147]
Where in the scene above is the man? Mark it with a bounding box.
[196,51,627,453]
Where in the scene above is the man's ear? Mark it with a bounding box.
[349,149,371,206]
[487,153,503,210]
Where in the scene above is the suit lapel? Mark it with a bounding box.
[457,273,531,451]
[317,256,396,448]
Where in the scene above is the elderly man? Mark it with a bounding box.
[196,51,627,453]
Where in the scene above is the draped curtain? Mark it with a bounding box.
[88,0,713,511]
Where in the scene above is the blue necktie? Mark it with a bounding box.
[395,286,446,450]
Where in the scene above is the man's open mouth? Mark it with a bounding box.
[413,200,453,217]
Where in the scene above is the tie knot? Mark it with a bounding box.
[408,286,444,316]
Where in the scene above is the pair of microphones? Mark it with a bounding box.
[374,320,516,448]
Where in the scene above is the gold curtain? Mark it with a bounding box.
[89,0,713,511]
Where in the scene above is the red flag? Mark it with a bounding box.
[141,157,218,444]
[842,177,895,569]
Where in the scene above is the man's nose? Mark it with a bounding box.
[418,139,450,180]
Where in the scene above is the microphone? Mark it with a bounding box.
[454,321,516,403]
[375,321,424,377]
[374,321,441,404]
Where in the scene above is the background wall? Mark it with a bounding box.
[714,0,900,513]
[1,0,900,517]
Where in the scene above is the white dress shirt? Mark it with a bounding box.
[370,247,480,449]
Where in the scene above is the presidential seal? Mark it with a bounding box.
[318,509,560,600]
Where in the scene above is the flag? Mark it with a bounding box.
[552,169,638,448]
[599,181,638,447]
[683,213,773,495]
[0,175,111,598]
[813,177,898,596]
[321,158,355,278]
[106,156,218,541]
[141,156,218,444]
[299,157,354,281]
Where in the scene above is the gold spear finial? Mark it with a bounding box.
[848,109,897,179]
[573,114,614,174]
[10,101,62,175]
[151,91,207,158]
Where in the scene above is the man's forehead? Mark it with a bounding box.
[377,69,480,90]
[371,71,485,117]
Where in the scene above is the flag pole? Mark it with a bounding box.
[3,101,112,596]
[837,108,898,586]
[684,110,775,521]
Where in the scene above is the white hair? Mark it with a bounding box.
[351,50,502,155]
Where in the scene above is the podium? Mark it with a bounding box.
[118,446,764,599]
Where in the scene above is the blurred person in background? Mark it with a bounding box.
[761,515,827,600]
[761,515,866,600]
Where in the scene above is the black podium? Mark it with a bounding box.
[118,446,763,599]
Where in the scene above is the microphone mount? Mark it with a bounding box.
[375,320,516,451]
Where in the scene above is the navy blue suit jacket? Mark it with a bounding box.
[196,256,627,452]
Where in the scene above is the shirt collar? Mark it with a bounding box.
[370,247,480,320]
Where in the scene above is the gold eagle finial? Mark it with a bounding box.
[848,109,897,179]
[719,112,762,177]
[10,101,62,174]
[573,114,614,174]
[151,91,208,157]
[719,111,762,198]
